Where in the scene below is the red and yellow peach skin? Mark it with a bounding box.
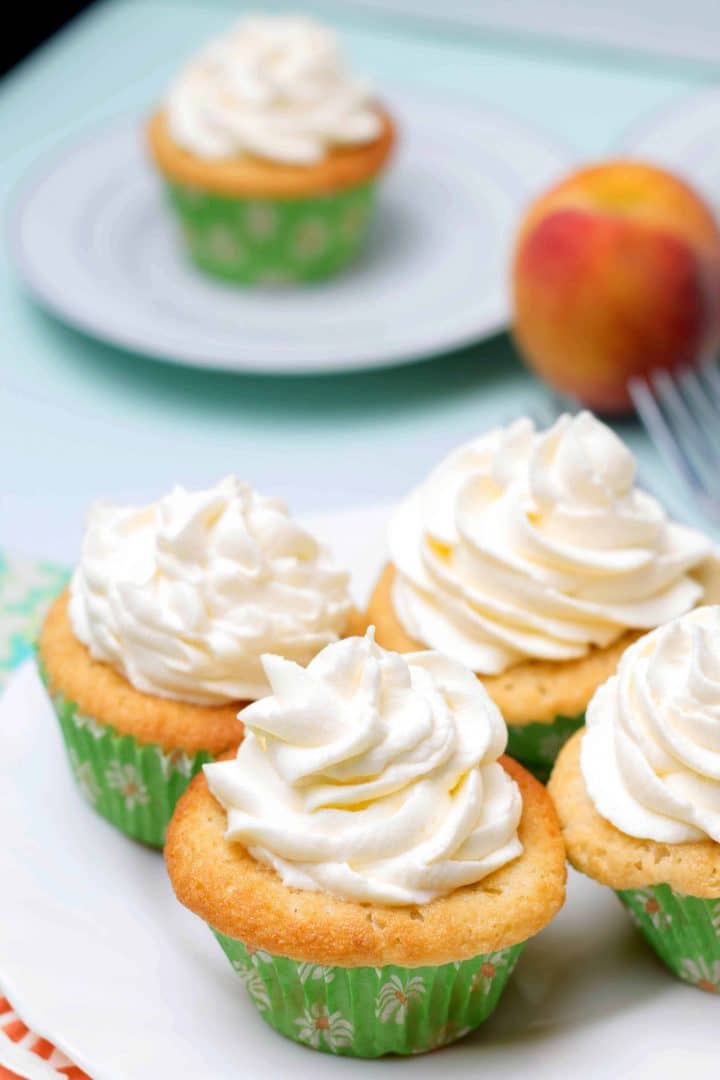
[512,162,720,413]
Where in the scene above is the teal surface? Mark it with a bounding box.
[1,0,714,562]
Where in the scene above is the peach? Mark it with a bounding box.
[512,162,720,413]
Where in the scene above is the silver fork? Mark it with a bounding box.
[629,364,720,525]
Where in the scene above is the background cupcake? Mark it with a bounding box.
[38,476,353,847]
[549,606,720,991]
[368,411,717,780]
[166,630,566,1057]
[147,15,396,285]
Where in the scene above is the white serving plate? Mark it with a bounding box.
[0,505,716,1080]
[619,85,720,211]
[9,92,570,375]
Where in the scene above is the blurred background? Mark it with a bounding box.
[5,0,720,563]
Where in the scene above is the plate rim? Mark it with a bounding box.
[0,662,104,1080]
[8,92,573,376]
[614,83,720,159]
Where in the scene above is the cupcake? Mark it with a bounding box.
[368,411,717,780]
[147,15,395,285]
[38,476,353,847]
[548,607,720,991]
[166,629,566,1057]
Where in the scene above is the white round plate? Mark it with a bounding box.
[10,94,570,375]
[0,504,717,1080]
[619,86,720,210]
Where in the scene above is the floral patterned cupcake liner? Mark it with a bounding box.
[212,931,523,1057]
[164,180,377,284]
[507,712,585,783]
[617,884,720,992]
[38,661,211,848]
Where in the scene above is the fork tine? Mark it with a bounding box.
[651,369,720,496]
[698,361,720,411]
[678,365,720,436]
[699,358,720,401]
[686,367,720,493]
[628,376,704,499]
[630,371,720,525]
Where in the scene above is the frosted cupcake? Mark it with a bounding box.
[549,607,720,991]
[38,476,353,846]
[147,15,395,284]
[368,412,716,779]
[166,630,566,1057]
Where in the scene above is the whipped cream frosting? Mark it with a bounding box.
[582,607,720,844]
[389,412,713,675]
[69,477,351,705]
[166,16,383,164]
[205,630,523,905]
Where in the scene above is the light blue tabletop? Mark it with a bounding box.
[1,0,713,563]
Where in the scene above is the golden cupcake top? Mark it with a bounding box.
[168,753,565,967]
[68,476,351,705]
[549,728,720,897]
[165,15,384,165]
[367,561,645,726]
[204,629,523,906]
[388,412,714,676]
[148,16,395,197]
[549,608,720,896]
[38,592,243,756]
[581,606,720,845]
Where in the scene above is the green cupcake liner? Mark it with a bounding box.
[212,931,523,1057]
[617,884,720,992]
[164,180,378,284]
[38,661,212,848]
[507,712,585,783]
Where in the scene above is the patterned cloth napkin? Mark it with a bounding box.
[0,554,90,1080]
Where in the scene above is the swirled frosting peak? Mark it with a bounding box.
[68,477,351,705]
[204,629,523,904]
[166,15,382,164]
[582,606,720,843]
[389,412,713,674]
